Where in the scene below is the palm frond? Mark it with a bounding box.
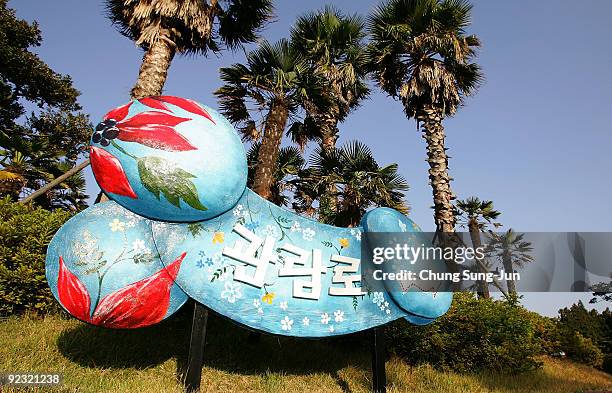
[367,0,482,118]
[294,140,409,225]
[105,0,272,53]
[218,0,273,50]
[290,6,369,125]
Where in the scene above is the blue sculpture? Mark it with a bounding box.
[46,96,452,334]
[46,202,188,328]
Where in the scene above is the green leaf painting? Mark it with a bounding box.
[137,156,207,211]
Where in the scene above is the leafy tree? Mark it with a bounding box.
[558,301,609,351]
[367,0,482,233]
[485,229,533,295]
[563,331,604,368]
[294,141,409,227]
[455,197,501,298]
[216,39,323,200]
[0,0,80,127]
[246,143,305,207]
[106,0,273,98]
[0,1,91,209]
[557,301,610,368]
[590,274,612,304]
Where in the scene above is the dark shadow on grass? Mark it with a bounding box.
[56,304,192,369]
[186,308,370,375]
[57,303,371,393]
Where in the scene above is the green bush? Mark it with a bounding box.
[561,331,604,368]
[556,301,610,370]
[0,197,73,315]
[527,310,562,355]
[558,302,608,349]
[386,292,543,373]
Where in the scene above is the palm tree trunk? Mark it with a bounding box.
[20,160,90,204]
[339,183,360,228]
[253,99,289,200]
[418,105,461,286]
[320,118,338,153]
[319,112,339,223]
[502,251,516,295]
[418,105,456,233]
[468,218,490,299]
[131,29,176,100]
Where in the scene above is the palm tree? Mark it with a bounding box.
[216,39,324,200]
[290,7,370,218]
[106,0,273,99]
[367,0,482,233]
[0,171,25,199]
[485,229,534,295]
[455,197,501,298]
[246,143,305,207]
[294,140,409,227]
[290,6,369,152]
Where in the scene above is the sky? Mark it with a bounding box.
[9,0,612,316]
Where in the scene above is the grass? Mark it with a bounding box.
[0,307,610,393]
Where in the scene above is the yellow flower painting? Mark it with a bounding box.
[212,231,225,244]
[261,292,275,304]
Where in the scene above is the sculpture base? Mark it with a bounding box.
[183,302,387,393]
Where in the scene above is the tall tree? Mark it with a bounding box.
[558,301,610,353]
[294,141,409,227]
[455,197,501,298]
[106,0,273,99]
[290,6,369,152]
[367,0,482,233]
[216,39,323,200]
[290,7,369,218]
[0,1,91,209]
[485,229,533,295]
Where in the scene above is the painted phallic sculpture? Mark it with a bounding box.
[46,96,452,335]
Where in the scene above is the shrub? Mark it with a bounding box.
[558,302,608,349]
[560,331,604,368]
[386,292,542,373]
[556,301,611,370]
[527,311,562,355]
[0,198,73,315]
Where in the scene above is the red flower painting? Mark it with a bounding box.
[93,103,196,152]
[90,146,137,199]
[56,253,186,329]
[139,96,216,124]
[90,97,211,209]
